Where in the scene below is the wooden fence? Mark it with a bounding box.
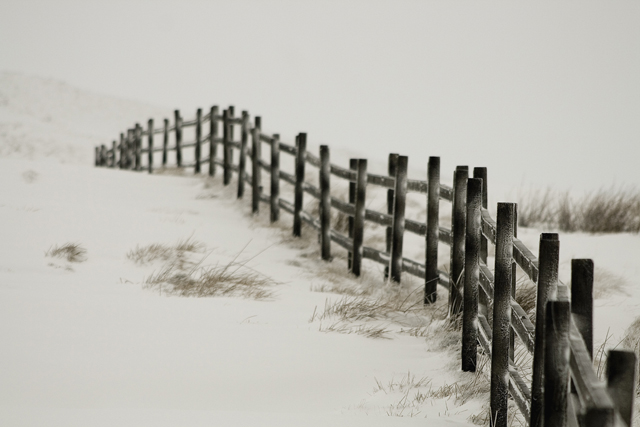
[95,106,637,427]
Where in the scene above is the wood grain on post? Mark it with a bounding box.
[490,202,515,427]
[530,233,560,427]
[606,350,637,427]
[162,119,169,167]
[174,110,182,167]
[474,167,489,317]
[251,116,261,214]
[425,156,440,304]
[195,108,202,174]
[571,259,594,358]
[462,177,482,372]
[320,145,331,261]
[351,159,367,277]
[385,154,399,279]
[450,166,468,318]
[237,111,249,198]
[270,133,280,222]
[293,133,307,237]
[544,300,571,427]
[348,159,357,270]
[209,106,218,176]
[389,156,408,283]
[223,109,231,185]
[510,203,518,361]
[147,119,154,173]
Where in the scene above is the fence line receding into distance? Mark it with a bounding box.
[95,105,637,427]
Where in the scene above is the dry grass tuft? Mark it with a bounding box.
[127,237,205,267]
[45,243,87,263]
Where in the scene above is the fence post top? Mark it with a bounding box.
[541,233,559,241]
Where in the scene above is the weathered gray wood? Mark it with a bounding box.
[606,350,637,427]
[544,300,571,427]
[571,259,594,358]
[174,110,182,167]
[348,159,357,270]
[223,109,231,185]
[320,145,331,261]
[195,108,202,174]
[135,123,142,171]
[510,203,518,361]
[293,133,307,237]
[462,178,482,372]
[237,111,249,198]
[119,133,125,169]
[474,167,489,319]
[531,233,560,427]
[251,116,261,214]
[351,159,367,277]
[209,106,218,176]
[386,154,399,275]
[425,156,440,304]
[491,202,515,427]
[270,133,280,222]
[126,129,134,169]
[111,140,117,168]
[147,119,154,173]
[389,156,408,283]
[450,166,468,317]
[162,119,169,167]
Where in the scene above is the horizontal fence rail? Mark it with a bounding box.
[96,105,637,427]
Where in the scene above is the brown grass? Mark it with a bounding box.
[45,242,87,263]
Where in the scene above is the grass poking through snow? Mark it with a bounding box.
[45,242,87,263]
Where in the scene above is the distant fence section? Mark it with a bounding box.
[96,106,637,427]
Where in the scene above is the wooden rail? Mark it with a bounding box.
[96,105,637,427]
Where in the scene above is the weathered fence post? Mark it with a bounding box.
[270,133,280,222]
[530,233,560,427]
[389,155,408,283]
[450,166,468,318]
[571,259,594,357]
[94,147,100,166]
[425,156,440,304]
[223,109,231,185]
[162,118,169,167]
[320,145,331,261]
[111,140,117,168]
[119,132,125,169]
[126,129,134,169]
[351,159,367,277]
[510,204,518,361]
[100,145,106,166]
[490,202,515,427]
[174,110,182,167]
[348,159,357,270]
[251,116,261,214]
[474,167,489,317]
[147,119,154,173]
[135,123,143,171]
[237,111,249,198]
[607,350,637,427]
[544,300,571,427]
[209,106,218,176]
[293,133,307,237]
[462,177,482,372]
[385,153,399,279]
[195,108,202,174]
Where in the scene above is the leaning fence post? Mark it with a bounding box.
[348,159,357,270]
[474,167,489,318]
[530,233,560,427]
[385,153,399,279]
[389,156,408,283]
[237,111,249,198]
[223,109,231,185]
[162,119,169,167]
[544,300,571,427]
[209,106,218,176]
[320,145,331,261]
[251,116,261,214]
[147,119,154,173]
[462,177,482,372]
[450,166,468,318]
[425,156,440,304]
[195,108,202,174]
[351,159,367,277]
[607,350,637,427]
[270,133,280,222]
[293,133,307,237]
[490,202,515,427]
[174,110,182,167]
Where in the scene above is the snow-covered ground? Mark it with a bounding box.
[1,73,638,426]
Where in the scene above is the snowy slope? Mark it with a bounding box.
[1,74,638,426]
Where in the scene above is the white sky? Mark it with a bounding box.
[2,0,639,199]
